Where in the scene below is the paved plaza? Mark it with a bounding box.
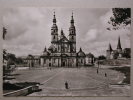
[13,67,130,96]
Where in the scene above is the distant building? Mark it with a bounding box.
[85,53,95,65]
[22,55,40,67]
[106,36,131,59]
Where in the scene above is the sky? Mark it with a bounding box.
[3,7,131,57]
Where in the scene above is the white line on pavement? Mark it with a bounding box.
[41,69,64,84]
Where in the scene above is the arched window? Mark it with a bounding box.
[44,59,46,64]
[53,59,56,63]
[72,36,74,40]
[81,59,83,63]
[49,58,51,61]
[53,36,55,40]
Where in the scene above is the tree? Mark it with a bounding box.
[16,57,24,64]
[7,53,17,65]
[3,49,7,61]
[113,52,119,59]
[122,52,131,58]
[108,8,131,30]
[98,55,106,60]
[3,27,7,40]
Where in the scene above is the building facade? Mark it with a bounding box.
[106,36,131,59]
[40,12,94,67]
[22,55,40,67]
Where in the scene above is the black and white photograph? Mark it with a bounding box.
[2,7,131,96]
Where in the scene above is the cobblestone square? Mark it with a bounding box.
[12,67,130,96]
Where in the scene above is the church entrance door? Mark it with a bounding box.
[62,61,65,66]
[61,54,68,67]
[61,58,67,67]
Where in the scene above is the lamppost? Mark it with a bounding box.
[105,73,109,88]
[97,60,100,74]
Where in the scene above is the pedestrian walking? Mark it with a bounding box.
[97,68,99,74]
[105,73,107,77]
[65,81,69,89]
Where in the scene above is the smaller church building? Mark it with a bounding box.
[106,36,131,59]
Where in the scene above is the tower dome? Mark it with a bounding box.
[43,47,50,56]
[69,12,76,35]
[77,48,86,57]
[86,53,94,58]
[51,11,58,35]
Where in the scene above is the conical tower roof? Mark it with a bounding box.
[44,46,47,52]
[51,11,58,33]
[43,47,50,56]
[53,11,56,23]
[117,36,122,49]
[70,12,74,24]
[108,43,113,51]
[69,12,76,35]
[77,47,86,57]
[61,29,64,36]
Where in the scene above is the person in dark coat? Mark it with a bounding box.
[97,68,99,74]
[65,81,69,89]
[105,73,107,77]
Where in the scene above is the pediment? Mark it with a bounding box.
[59,36,69,42]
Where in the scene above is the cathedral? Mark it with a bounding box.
[40,12,94,67]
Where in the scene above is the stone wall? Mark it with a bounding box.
[3,85,39,97]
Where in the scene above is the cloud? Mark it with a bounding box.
[3,8,130,57]
[82,29,98,42]
[100,9,113,28]
[78,9,130,57]
[3,7,50,40]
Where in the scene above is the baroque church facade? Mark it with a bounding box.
[40,12,94,67]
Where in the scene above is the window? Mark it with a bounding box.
[81,59,83,63]
[72,30,73,34]
[72,36,74,40]
[54,30,56,33]
[53,59,56,63]
[49,58,51,61]
[49,63,51,66]
[44,59,46,64]
[53,36,55,40]
[58,46,60,51]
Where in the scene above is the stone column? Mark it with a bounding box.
[40,58,44,67]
